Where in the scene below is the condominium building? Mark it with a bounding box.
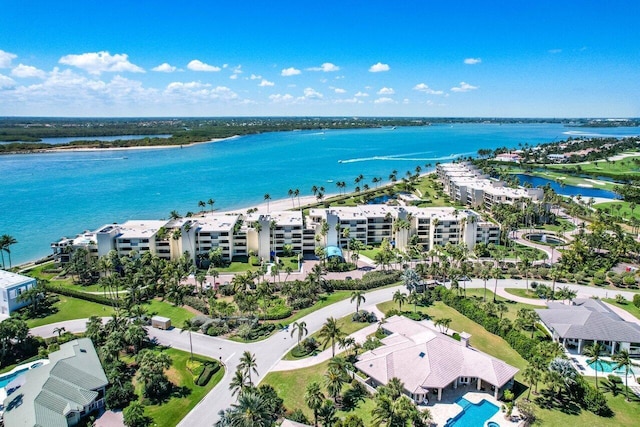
[52,205,499,265]
[437,162,544,208]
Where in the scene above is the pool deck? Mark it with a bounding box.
[569,353,636,379]
[425,388,521,426]
[0,359,50,410]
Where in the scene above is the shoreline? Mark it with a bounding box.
[1,135,241,155]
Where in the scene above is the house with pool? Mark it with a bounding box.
[354,316,519,403]
[0,270,37,318]
[2,338,108,427]
[535,299,640,357]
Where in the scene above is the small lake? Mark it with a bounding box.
[514,174,620,199]
[2,134,172,145]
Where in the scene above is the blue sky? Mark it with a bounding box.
[0,0,638,117]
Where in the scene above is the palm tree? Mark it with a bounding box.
[496,304,508,321]
[305,382,325,427]
[317,317,345,357]
[480,268,491,302]
[612,350,639,401]
[584,342,604,390]
[523,365,541,399]
[228,389,272,427]
[290,321,308,349]
[392,290,407,311]
[263,193,271,212]
[350,290,366,313]
[229,368,249,399]
[324,365,347,403]
[198,200,206,212]
[207,198,215,212]
[181,319,200,361]
[238,351,259,386]
[491,267,503,303]
[53,326,66,337]
[402,268,420,294]
[1,235,17,268]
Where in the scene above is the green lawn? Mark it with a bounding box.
[145,299,194,326]
[262,359,377,425]
[594,201,640,221]
[603,298,640,320]
[284,312,372,360]
[278,291,353,326]
[26,295,115,327]
[140,348,224,427]
[462,288,544,321]
[504,287,544,300]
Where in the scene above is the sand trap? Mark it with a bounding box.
[585,178,607,186]
[577,184,593,188]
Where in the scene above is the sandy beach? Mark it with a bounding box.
[32,135,240,154]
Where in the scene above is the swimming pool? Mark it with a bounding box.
[0,361,46,389]
[588,359,635,375]
[445,397,500,427]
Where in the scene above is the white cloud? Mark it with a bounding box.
[450,81,478,92]
[373,97,395,104]
[0,50,17,68]
[250,74,262,80]
[165,81,238,100]
[307,62,340,72]
[548,49,562,54]
[464,58,481,65]
[152,63,177,73]
[232,65,242,74]
[354,91,369,97]
[403,98,410,104]
[269,93,294,103]
[59,51,145,74]
[11,64,46,79]
[369,62,390,72]
[187,59,221,72]
[230,74,238,80]
[331,87,346,94]
[334,97,362,104]
[259,79,274,87]
[0,73,15,88]
[281,67,301,76]
[303,87,323,99]
[413,83,444,95]
[377,87,395,95]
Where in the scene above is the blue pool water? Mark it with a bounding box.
[0,368,29,388]
[588,359,635,375]
[445,397,500,427]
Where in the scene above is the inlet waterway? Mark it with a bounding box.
[2,124,638,264]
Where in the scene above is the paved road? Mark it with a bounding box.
[30,277,640,426]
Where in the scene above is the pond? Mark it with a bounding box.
[525,233,566,246]
[367,194,396,204]
[514,174,620,199]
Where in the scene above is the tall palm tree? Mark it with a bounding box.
[402,268,420,294]
[290,321,308,349]
[263,193,271,213]
[238,351,259,386]
[523,365,541,399]
[198,200,206,212]
[305,381,325,427]
[1,235,17,269]
[392,290,407,311]
[350,290,366,313]
[207,198,215,212]
[181,319,200,360]
[317,317,345,357]
[228,389,272,427]
[612,350,639,401]
[584,342,604,390]
[229,368,249,399]
[324,366,347,403]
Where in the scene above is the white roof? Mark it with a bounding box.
[0,270,36,290]
[117,220,168,239]
[355,316,518,393]
[196,214,239,233]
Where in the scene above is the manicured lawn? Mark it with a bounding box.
[462,288,544,321]
[504,287,544,300]
[26,295,115,327]
[534,376,640,427]
[603,298,640,320]
[139,348,224,427]
[284,312,372,360]
[594,201,640,221]
[262,359,377,425]
[145,299,194,326]
[216,260,260,273]
[279,291,353,325]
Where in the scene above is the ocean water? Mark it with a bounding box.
[1,123,638,265]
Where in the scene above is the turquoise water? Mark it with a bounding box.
[514,174,619,199]
[2,124,639,265]
[446,397,500,427]
[588,359,635,375]
[0,368,29,388]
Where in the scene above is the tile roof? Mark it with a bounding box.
[536,298,640,342]
[355,316,518,393]
[3,338,108,427]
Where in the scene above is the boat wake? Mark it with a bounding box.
[338,152,473,164]
[562,130,639,138]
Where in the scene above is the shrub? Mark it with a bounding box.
[206,323,229,336]
[615,294,626,304]
[290,297,314,310]
[634,294,640,309]
[43,283,118,307]
[351,310,377,323]
[195,362,221,386]
[106,381,136,409]
[288,409,311,425]
[581,383,612,416]
[302,337,319,353]
[184,296,210,315]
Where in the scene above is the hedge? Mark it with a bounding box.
[331,270,402,290]
[196,362,221,386]
[44,283,119,307]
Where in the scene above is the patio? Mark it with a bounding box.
[425,388,521,426]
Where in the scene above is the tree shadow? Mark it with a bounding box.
[534,389,582,415]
